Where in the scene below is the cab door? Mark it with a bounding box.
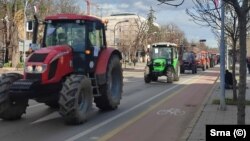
[85,21,105,73]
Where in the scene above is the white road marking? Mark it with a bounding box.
[156,108,186,116]
[65,76,199,141]
[30,111,60,124]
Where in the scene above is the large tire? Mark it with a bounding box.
[167,67,174,83]
[45,101,59,109]
[192,65,196,74]
[0,73,28,120]
[59,75,93,125]
[144,66,151,83]
[144,75,151,83]
[174,65,180,81]
[180,66,184,74]
[94,55,123,111]
[151,76,158,81]
[202,65,205,71]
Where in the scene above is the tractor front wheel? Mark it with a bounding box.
[151,76,158,81]
[94,55,123,111]
[59,75,93,125]
[144,66,151,83]
[0,73,28,120]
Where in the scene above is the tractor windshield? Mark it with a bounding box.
[151,47,171,59]
[44,20,86,52]
[182,52,194,61]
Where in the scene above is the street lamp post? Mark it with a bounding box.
[113,20,129,47]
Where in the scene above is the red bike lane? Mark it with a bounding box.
[99,67,219,141]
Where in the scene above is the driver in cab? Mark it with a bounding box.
[73,30,85,51]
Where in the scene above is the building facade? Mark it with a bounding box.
[103,13,147,62]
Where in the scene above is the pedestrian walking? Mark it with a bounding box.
[225,70,233,89]
[247,56,250,74]
[133,58,137,67]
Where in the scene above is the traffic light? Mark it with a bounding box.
[26,21,33,32]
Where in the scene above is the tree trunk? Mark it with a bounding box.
[232,41,237,101]
[237,7,247,125]
[10,24,20,68]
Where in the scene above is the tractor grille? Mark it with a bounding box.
[26,73,42,80]
[154,62,162,67]
[28,53,48,62]
[48,59,58,80]
[10,79,36,90]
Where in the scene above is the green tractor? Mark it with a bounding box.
[144,42,180,83]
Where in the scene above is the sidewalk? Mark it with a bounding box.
[0,67,23,74]
[187,71,250,141]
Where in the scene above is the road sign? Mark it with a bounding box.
[19,40,32,52]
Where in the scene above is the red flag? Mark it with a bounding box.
[214,0,219,8]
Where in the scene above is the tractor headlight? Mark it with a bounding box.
[25,64,47,73]
[25,65,33,73]
[35,65,47,73]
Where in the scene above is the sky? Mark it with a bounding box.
[81,0,218,48]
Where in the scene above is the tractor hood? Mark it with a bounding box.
[27,45,72,64]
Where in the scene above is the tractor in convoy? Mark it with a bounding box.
[144,42,180,83]
[195,52,207,71]
[0,13,123,125]
[180,51,197,74]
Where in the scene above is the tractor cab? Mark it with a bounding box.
[144,42,180,83]
[37,14,106,74]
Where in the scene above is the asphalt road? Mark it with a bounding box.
[0,67,219,141]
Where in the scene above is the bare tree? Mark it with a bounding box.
[224,0,250,125]
[186,0,244,101]
[119,16,148,64]
[51,0,81,14]
[159,23,185,45]
[158,0,250,125]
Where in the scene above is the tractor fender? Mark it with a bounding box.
[95,48,122,85]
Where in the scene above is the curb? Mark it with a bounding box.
[181,74,220,141]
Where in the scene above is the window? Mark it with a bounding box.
[88,22,104,49]
[44,20,86,52]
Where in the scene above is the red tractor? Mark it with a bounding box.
[0,14,123,125]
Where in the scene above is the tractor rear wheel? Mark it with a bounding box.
[0,73,28,120]
[59,75,93,125]
[167,67,174,83]
[45,101,59,109]
[94,55,123,111]
[174,65,180,81]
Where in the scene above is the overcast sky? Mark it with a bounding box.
[84,0,218,48]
